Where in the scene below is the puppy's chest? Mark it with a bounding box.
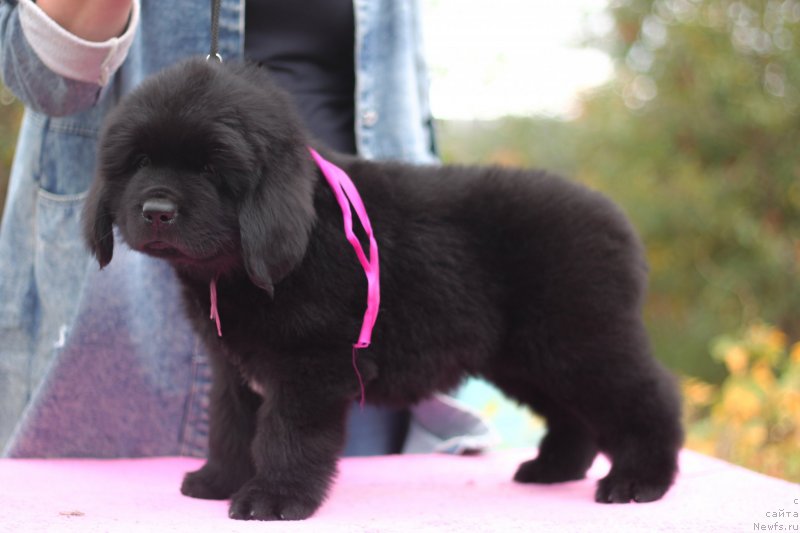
[231,351,270,397]
[215,339,277,398]
[246,376,266,397]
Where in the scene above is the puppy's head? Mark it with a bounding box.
[83,58,316,294]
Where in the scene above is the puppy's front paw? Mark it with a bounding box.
[594,472,671,503]
[228,477,321,521]
[181,465,243,500]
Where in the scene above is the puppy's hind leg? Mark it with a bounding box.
[590,353,684,504]
[490,379,598,484]
[537,319,683,503]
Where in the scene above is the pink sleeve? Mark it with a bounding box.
[18,0,140,86]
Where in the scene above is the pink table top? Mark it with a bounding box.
[1,449,797,532]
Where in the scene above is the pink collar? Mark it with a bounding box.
[209,148,379,406]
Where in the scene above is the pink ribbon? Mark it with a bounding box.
[309,147,380,406]
[209,277,222,337]
[208,149,380,406]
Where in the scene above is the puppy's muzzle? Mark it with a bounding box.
[142,198,178,227]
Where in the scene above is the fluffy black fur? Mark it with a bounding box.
[83,58,683,521]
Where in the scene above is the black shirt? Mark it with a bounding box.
[244,0,357,154]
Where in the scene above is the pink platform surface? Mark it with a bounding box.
[1,449,797,532]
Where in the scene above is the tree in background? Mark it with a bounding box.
[442,0,800,381]
[580,0,800,380]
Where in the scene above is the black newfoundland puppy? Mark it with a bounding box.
[83,58,683,520]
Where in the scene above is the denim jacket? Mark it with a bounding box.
[0,0,494,457]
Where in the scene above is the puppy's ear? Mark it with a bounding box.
[82,180,114,268]
[239,157,315,296]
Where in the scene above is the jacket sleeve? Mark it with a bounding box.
[0,0,139,117]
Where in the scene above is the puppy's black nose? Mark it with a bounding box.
[142,198,178,225]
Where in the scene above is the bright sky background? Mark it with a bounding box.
[422,0,614,120]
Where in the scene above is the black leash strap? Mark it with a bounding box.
[208,0,222,62]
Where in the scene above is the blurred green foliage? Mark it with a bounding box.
[440,0,800,384]
[0,85,22,213]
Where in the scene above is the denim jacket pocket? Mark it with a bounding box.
[37,118,99,196]
[34,188,93,354]
[33,123,98,365]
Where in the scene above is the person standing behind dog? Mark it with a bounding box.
[0,0,492,458]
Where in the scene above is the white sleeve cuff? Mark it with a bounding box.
[18,0,140,87]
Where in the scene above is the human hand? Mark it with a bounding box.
[35,0,133,42]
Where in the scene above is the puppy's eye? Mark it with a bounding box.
[136,155,151,169]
